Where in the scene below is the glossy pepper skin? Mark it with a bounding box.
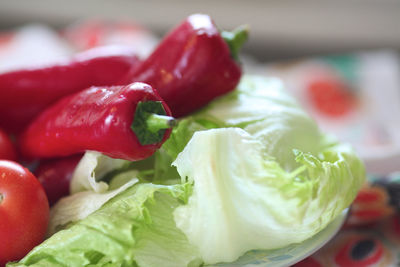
[121,14,243,118]
[19,82,173,161]
[0,46,140,133]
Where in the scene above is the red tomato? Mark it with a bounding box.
[0,160,49,266]
[0,129,17,161]
[35,155,82,206]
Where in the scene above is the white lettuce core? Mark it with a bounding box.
[173,128,364,264]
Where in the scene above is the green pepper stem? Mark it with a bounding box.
[221,25,249,61]
[131,101,176,145]
[145,113,177,133]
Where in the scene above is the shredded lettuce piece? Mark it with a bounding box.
[48,178,138,236]
[70,151,128,194]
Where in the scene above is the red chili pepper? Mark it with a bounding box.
[19,82,175,161]
[0,128,17,161]
[121,14,247,118]
[0,46,141,133]
[35,155,82,206]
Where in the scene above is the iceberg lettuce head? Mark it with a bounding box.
[10,76,365,267]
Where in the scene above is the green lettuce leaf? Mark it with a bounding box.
[10,183,201,267]
[48,151,140,236]
[160,75,326,172]
[173,128,365,264]
[196,76,325,169]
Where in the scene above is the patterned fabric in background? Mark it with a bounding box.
[294,173,400,267]
[256,51,400,174]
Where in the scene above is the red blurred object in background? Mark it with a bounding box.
[63,20,158,58]
[35,155,82,206]
[306,77,357,118]
[293,257,322,267]
[346,182,395,227]
[0,128,16,161]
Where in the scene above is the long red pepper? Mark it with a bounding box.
[0,46,140,133]
[121,14,248,118]
[19,82,175,161]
